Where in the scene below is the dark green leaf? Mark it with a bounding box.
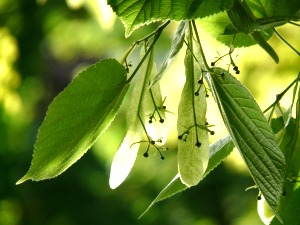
[227,0,279,62]
[270,186,300,225]
[243,0,300,19]
[107,0,234,36]
[250,31,279,63]
[17,59,129,184]
[208,67,286,217]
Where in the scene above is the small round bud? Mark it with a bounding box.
[159,118,164,123]
[195,142,201,147]
[143,152,149,158]
[211,62,215,67]
[282,190,287,196]
[210,131,215,135]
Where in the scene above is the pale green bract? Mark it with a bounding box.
[177,41,209,187]
[17,59,129,184]
[109,48,167,189]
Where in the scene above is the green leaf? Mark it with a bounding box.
[200,0,300,49]
[177,37,209,187]
[246,0,300,18]
[139,174,186,218]
[250,31,279,63]
[200,11,274,48]
[109,47,167,189]
[107,0,234,37]
[270,186,300,225]
[281,90,300,180]
[200,12,259,48]
[140,135,235,217]
[227,0,262,34]
[204,135,235,176]
[207,67,286,218]
[17,59,129,184]
[227,0,279,62]
[150,20,187,87]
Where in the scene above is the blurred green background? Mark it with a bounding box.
[1,0,299,225]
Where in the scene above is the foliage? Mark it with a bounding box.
[16,0,300,224]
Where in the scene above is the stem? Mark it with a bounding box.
[149,87,163,121]
[188,21,200,145]
[191,20,211,72]
[263,75,300,113]
[138,113,151,142]
[273,28,300,56]
[126,20,170,84]
[288,21,300,27]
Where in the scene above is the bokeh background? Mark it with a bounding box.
[1,0,299,225]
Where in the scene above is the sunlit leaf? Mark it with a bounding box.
[138,174,185,218]
[207,67,286,218]
[177,37,209,187]
[140,135,235,217]
[107,0,234,36]
[17,59,129,184]
[109,130,142,189]
[204,135,234,176]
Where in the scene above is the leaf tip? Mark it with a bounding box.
[109,177,121,190]
[16,174,30,185]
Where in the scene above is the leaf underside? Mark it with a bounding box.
[208,67,286,217]
[17,59,128,184]
[107,0,234,36]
